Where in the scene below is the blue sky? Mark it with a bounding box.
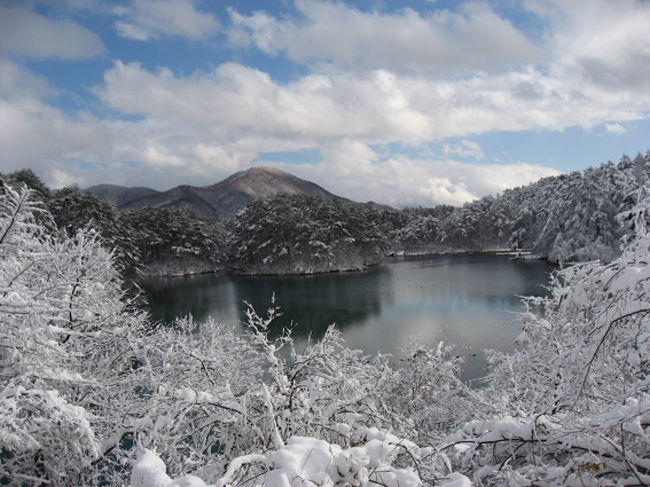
[1,0,649,207]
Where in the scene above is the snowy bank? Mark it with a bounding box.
[131,434,472,487]
[142,256,221,277]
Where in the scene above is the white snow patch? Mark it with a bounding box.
[439,472,473,487]
[131,449,208,487]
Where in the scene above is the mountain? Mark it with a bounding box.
[85,184,160,207]
[87,167,352,219]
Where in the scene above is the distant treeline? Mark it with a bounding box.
[2,150,649,277]
[395,151,650,262]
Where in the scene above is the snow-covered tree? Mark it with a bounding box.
[0,168,51,201]
[4,154,650,487]
[2,184,463,485]
[133,304,398,479]
[392,206,451,254]
[49,185,141,281]
[391,152,650,262]
[531,165,624,262]
[117,293,474,485]
[229,194,387,274]
[444,185,650,485]
[130,431,460,487]
[124,206,228,275]
[0,183,151,485]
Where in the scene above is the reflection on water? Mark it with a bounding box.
[230,270,388,338]
[142,255,552,381]
[142,273,240,325]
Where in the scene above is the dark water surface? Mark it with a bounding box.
[142,255,553,382]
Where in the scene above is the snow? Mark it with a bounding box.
[133,435,423,487]
[131,450,208,487]
[438,473,472,487]
[5,175,650,486]
[131,450,170,487]
[609,265,650,293]
[130,439,478,487]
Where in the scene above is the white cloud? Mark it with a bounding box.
[0,59,54,98]
[2,0,649,207]
[605,123,627,135]
[0,59,251,189]
[229,0,541,75]
[0,5,105,59]
[96,60,650,145]
[1,48,640,200]
[0,60,557,204]
[227,0,650,116]
[114,0,219,41]
[51,168,79,188]
[531,0,650,90]
[273,143,558,207]
[443,140,485,160]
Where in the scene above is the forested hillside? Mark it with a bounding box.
[1,163,649,485]
[394,151,650,262]
[229,193,388,273]
[2,151,649,278]
[0,173,228,279]
[222,150,650,271]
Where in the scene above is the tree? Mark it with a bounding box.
[4,153,650,486]
[0,168,51,201]
[229,194,387,274]
[48,186,141,281]
[446,184,650,485]
[126,301,470,486]
[0,185,465,485]
[393,207,446,253]
[0,184,151,485]
[124,206,228,275]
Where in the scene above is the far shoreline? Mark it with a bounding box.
[141,249,551,279]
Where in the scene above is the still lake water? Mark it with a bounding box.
[142,254,553,382]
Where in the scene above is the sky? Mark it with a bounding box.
[1,0,649,207]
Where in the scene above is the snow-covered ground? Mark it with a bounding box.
[132,434,472,487]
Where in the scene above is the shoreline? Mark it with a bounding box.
[142,249,549,279]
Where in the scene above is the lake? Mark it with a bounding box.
[142,254,553,382]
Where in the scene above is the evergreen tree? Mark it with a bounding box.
[49,186,141,281]
[229,194,387,273]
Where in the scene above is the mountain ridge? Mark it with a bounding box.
[87,166,360,219]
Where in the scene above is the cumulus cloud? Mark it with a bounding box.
[530,0,650,90]
[96,59,650,145]
[0,59,251,189]
[2,45,644,202]
[96,61,432,143]
[0,5,105,59]
[0,63,113,184]
[229,0,541,75]
[227,0,650,105]
[2,0,649,207]
[113,0,219,41]
[0,59,54,99]
[0,59,557,204]
[273,142,558,207]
